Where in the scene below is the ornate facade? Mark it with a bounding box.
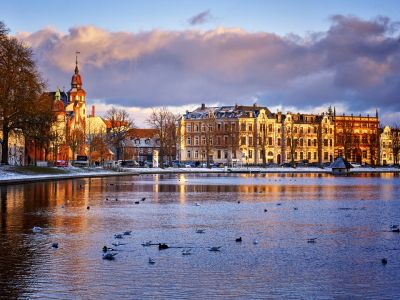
[177,104,380,166]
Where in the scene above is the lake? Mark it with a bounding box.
[0,173,399,299]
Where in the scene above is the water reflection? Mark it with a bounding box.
[0,173,399,298]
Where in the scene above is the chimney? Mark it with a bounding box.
[91,105,95,117]
[201,103,205,110]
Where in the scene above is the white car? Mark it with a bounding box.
[351,162,361,168]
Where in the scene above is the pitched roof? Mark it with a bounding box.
[330,156,353,169]
[128,128,158,138]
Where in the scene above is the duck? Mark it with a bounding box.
[381,258,388,265]
[277,203,282,206]
[114,234,123,239]
[293,207,298,211]
[51,243,59,249]
[253,239,258,245]
[134,201,140,205]
[307,238,317,243]
[112,242,126,247]
[123,230,132,236]
[196,229,205,234]
[264,209,268,212]
[102,253,117,260]
[195,202,201,206]
[235,237,242,242]
[141,197,146,201]
[32,226,43,233]
[182,249,192,255]
[148,257,155,264]
[87,206,90,210]
[208,246,221,252]
[158,243,169,250]
[141,241,152,247]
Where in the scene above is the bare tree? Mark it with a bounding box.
[23,94,56,165]
[284,122,301,164]
[0,22,46,164]
[91,132,109,164]
[67,122,85,161]
[146,107,177,168]
[104,107,134,161]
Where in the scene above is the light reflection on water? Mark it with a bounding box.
[0,173,399,299]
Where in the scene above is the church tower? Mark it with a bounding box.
[66,52,87,157]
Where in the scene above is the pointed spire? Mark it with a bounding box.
[75,51,80,74]
[333,106,336,117]
[376,108,378,118]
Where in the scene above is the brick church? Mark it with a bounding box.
[26,55,88,164]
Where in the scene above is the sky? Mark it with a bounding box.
[2,0,400,125]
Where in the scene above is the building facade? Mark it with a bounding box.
[333,112,379,165]
[177,104,380,166]
[380,125,400,165]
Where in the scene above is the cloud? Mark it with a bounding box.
[188,10,213,26]
[16,15,400,125]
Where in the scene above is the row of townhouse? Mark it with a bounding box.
[177,104,383,166]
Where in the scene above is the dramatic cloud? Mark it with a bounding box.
[17,15,400,125]
[188,10,213,25]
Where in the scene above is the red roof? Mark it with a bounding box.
[128,128,158,138]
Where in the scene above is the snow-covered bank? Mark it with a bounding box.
[0,165,399,185]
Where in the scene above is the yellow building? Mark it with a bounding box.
[380,126,400,165]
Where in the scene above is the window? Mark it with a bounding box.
[241,137,246,145]
[330,128,332,134]
[268,151,273,156]
[308,127,311,134]
[308,152,311,160]
[209,125,213,132]
[268,137,273,145]
[195,136,199,145]
[202,136,206,145]
[294,152,297,160]
[217,123,221,131]
[314,127,317,133]
[300,152,304,160]
[249,137,253,145]
[324,152,328,160]
[187,150,191,158]
[209,137,213,145]
[300,127,303,134]
[294,127,298,133]
[314,152,317,159]
[202,151,206,159]
[217,136,221,145]
[194,150,199,159]
[363,150,367,159]
[324,139,328,147]
[231,123,236,131]
[217,150,221,159]
[224,151,228,159]
[278,138,281,146]
[201,124,205,132]
[187,137,191,145]
[300,138,304,147]
[241,123,246,131]
[287,153,291,160]
[224,123,228,131]
[224,136,228,145]
[194,124,199,132]
[330,139,333,147]
[249,150,253,159]
[308,139,311,147]
[268,124,272,132]
[249,124,253,131]
[313,139,317,147]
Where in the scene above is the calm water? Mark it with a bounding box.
[0,173,400,299]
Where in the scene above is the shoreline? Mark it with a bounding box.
[0,166,399,185]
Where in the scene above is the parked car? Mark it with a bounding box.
[350,162,361,168]
[120,160,139,167]
[55,160,68,167]
[72,155,89,167]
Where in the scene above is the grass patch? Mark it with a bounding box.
[4,166,68,175]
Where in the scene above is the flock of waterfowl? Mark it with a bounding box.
[31,189,398,266]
